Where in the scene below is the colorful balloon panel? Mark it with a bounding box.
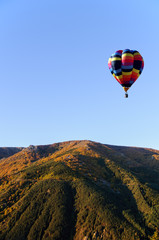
[108,49,144,92]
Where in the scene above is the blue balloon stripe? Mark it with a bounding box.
[113,69,122,74]
[122,65,133,69]
[112,53,122,57]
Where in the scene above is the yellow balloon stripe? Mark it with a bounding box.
[122,53,133,57]
[111,57,121,61]
[118,75,123,79]
[132,68,140,73]
[122,71,132,76]
[133,52,140,56]
[116,75,123,81]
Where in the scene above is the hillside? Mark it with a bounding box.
[0,147,23,160]
[0,140,159,240]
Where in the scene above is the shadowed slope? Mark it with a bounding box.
[0,148,24,160]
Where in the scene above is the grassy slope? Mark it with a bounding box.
[0,140,159,240]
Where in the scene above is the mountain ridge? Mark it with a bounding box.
[0,147,24,160]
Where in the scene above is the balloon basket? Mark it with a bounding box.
[125,93,128,98]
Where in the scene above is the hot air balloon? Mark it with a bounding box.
[108,49,144,98]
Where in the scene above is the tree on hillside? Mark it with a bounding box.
[150,229,159,240]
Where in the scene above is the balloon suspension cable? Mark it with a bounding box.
[125,93,128,98]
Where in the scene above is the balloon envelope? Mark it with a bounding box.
[108,49,144,92]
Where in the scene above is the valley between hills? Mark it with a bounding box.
[0,140,159,240]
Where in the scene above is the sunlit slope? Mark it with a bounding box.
[0,140,159,240]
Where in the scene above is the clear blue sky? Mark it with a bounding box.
[0,0,159,149]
